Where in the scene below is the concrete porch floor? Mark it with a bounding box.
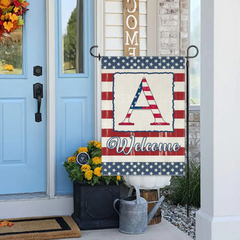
[63,219,192,240]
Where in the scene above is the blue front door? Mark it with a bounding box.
[55,0,95,194]
[0,1,46,194]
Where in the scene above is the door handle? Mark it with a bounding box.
[33,83,43,122]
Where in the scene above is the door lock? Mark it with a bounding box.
[33,66,42,77]
[33,83,43,122]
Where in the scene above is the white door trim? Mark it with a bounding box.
[46,0,56,199]
[147,0,159,55]
[94,0,105,141]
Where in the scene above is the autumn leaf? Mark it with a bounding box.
[9,13,18,22]
[0,220,9,227]
[0,220,14,227]
[17,16,24,25]
[0,0,11,9]
[22,1,29,8]
[12,0,22,7]
[3,21,13,31]
[13,7,19,13]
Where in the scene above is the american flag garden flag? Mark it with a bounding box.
[101,56,186,176]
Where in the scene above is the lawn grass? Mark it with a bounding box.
[0,68,22,75]
[64,69,77,74]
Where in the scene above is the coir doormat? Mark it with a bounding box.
[0,216,81,240]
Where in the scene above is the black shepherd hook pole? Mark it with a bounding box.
[90,45,102,61]
[89,44,199,217]
[185,45,199,217]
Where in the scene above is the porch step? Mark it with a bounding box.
[61,219,192,240]
[0,192,48,202]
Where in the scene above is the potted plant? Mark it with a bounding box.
[64,140,122,230]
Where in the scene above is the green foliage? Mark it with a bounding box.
[162,161,200,208]
[63,7,77,70]
[0,41,23,69]
[64,161,84,182]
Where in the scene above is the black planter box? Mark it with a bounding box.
[72,181,120,230]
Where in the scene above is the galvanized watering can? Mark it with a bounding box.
[113,185,165,234]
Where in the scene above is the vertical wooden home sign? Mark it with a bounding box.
[123,0,140,56]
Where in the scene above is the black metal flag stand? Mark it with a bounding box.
[90,45,199,218]
[185,45,199,217]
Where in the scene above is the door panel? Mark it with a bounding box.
[0,0,46,194]
[1,99,26,163]
[55,0,94,194]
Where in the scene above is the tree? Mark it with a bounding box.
[0,33,23,70]
[63,7,77,70]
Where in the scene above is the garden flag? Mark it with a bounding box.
[101,56,185,176]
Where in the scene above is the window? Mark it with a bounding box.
[190,0,200,105]
[61,0,84,74]
[0,29,23,75]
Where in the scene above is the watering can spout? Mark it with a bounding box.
[148,196,165,224]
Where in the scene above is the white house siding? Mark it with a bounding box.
[104,0,147,56]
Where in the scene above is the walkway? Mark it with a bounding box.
[65,219,192,240]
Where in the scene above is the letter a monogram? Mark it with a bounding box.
[119,77,170,126]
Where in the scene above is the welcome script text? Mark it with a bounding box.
[106,135,181,155]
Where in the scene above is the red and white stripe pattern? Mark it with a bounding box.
[143,78,169,125]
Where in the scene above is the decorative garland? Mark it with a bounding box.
[0,0,29,40]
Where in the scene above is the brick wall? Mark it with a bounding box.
[189,111,200,162]
[159,0,201,162]
[180,0,188,56]
[159,0,188,56]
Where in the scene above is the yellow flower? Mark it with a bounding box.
[94,141,100,146]
[67,156,76,163]
[94,167,102,177]
[7,65,13,71]
[89,140,94,144]
[81,164,91,172]
[85,170,93,180]
[2,64,9,69]
[0,0,11,9]
[117,176,121,181]
[9,13,18,22]
[94,141,102,149]
[78,147,88,153]
[92,157,101,165]
[3,21,13,32]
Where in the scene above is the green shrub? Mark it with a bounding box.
[162,161,200,208]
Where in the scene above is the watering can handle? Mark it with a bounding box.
[113,198,120,215]
[128,185,140,204]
